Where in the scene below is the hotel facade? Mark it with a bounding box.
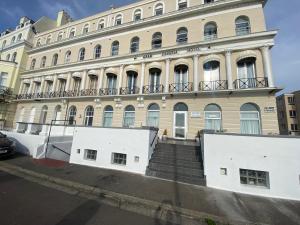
[14,0,279,139]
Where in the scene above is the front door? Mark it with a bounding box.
[173,111,187,139]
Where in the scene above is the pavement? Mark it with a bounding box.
[0,171,176,225]
[1,154,300,225]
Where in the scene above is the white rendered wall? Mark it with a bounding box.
[70,127,154,175]
[203,133,300,201]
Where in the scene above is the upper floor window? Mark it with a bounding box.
[115,14,122,26]
[133,9,142,21]
[130,37,139,53]
[57,32,63,41]
[17,33,22,41]
[11,36,16,44]
[83,24,89,34]
[94,45,101,59]
[288,97,295,104]
[65,51,71,63]
[84,106,94,126]
[98,20,105,30]
[204,0,214,4]
[2,40,6,48]
[154,3,164,16]
[178,0,187,10]
[111,41,119,56]
[46,35,51,44]
[30,59,36,70]
[69,28,76,38]
[6,54,10,61]
[204,22,217,40]
[152,32,162,49]
[52,54,58,66]
[41,56,47,68]
[11,52,17,62]
[176,27,188,44]
[235,16,251,36]
[36,39,41,47]
[78,48,85,61]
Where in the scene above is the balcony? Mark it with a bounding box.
[99,88,117,96]
[80,89,98,97]
[143,85,164,94]
[199,80,228,91]
[169,82,193,93]
[0,86,13,100]
[234,78,269,89]
[120,86,140,95]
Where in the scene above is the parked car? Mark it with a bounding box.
[0,132,16,158]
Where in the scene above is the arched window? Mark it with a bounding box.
[30,59,36,70]
[235,16,251,36]
[149,68,161,93]
[57,32,63,41]
[106,73,117,95]
[204,22,217,40]
[147,103,160,127]
[94,45,101,59]
[46,35,51,44]
[115,14,122,25]
[154,3,164,16]
[98,20,105,30]
[2,40,6,48]
[123,105,135,127]
[83,24,89,34]
[174,65,189,92]
[237,57,256,88]
[78,48,85,61]
[36,39,41,47]
[41,56,46,68]
[52,54,58,66]
[39,105,48,124]
[103,105,113,127]
[240,103,261,135]
[68,106,77,125]
[69,28,76,38]
[11,52,17,62]
[130,37,139,53]
[6,54,10,61]
[204,104,222,131]
[178,0,187,10]
[84,106,94,126]
[11,36,16,44]
[111,41,119,56]
[176,27,188,44]
[152,32,162,49]
[17,33,22,41]
[174,103,188,111]
[65,51,71,63]
[127,71,138,94]
[203,61,220,90]
[53,105,62,123]
[133,9,142,21]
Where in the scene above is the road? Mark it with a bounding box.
[0,171,176,225]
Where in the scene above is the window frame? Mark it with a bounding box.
[240,169,270,188]
[112,153,127,165]
[84,149,97,161]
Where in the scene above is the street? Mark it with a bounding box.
[0,171,176,225]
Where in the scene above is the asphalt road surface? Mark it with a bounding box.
[0,171,177,225]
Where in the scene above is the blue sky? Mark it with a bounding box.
[0,0,299,93]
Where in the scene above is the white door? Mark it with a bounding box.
[173,111,187,139]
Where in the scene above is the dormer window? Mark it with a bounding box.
[178,0,187,10]
[115,15,122,26]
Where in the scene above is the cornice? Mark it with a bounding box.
[0,40,32,53]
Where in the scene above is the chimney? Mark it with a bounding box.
[57,10,72,27]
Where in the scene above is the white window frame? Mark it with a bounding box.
[153,2,165,16]
[132,8,143,21]
[69,28,76,38]
[177,0,189,10]
[82,24,90,34]
[112,153,127,165]
[114,14,123,26]
[84,149,97,161]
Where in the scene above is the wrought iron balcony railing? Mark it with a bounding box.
[234,77,269,89]
[143,85,164,94]
[169,82,193,93]
[0,86,13,98]
[120,86,140,95]
[99,88,118,96]
[199,80,228,91]
[80,89,98,97]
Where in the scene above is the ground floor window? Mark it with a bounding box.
[84,149,97,161]
[240,169,269,188]
[103,105,113,127]
[84,106,94,126]
[204,104,222,131]
[123,105,135,127]
[240,103,261,135]
[112,153,127,165]
[147,103,160,127]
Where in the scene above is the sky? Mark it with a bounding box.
[0,0,299,94]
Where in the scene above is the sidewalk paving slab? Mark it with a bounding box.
[2,154,300,225]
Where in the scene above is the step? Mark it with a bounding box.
[150,157,203,168]
[148,162,204,176]
[152,151,202,161]
[156,143,201,151]
[146,169,206,186]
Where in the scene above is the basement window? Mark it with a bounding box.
[112,153,127,165]
[240,169,269,188]
[84,149,97,161]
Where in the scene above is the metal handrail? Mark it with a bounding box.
[51,144,71,156]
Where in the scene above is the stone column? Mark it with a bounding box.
[80,70,88,90]
[261,46,274,87]
[117,65,124,95]
[225,51,233,89]
[28,79,34,94]
[164,59,170,93]
[40,77,45,93]
[193,55,199,91]
[18,80,24,94]
[139,62,145,94]
[52,75,58,92]
[65,73,72,91]
[97,68,105,90]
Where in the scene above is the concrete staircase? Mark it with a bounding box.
[45,136,73,162]
[146,140,206,186]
